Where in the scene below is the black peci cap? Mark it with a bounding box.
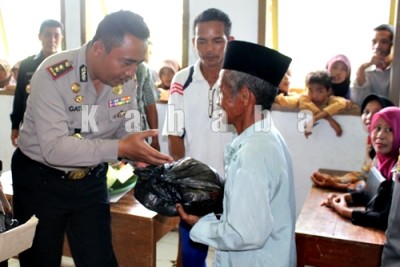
[222,40,292,86]
[360,94,394,115]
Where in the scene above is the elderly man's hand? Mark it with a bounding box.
[176,204,201,226]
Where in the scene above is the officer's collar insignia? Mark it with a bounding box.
[74,95,85,103]
[71,83,80,93]
[112,84,123,95]
[80,65,88,82]
[47,60,73,80]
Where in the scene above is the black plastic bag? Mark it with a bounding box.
[134,157,224,216]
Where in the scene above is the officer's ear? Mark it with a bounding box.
[92,41,105,57]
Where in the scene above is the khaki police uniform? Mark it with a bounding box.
[11,42,139,267]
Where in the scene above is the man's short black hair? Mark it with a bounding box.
[305,70,332,90]
[193,8,232,37]
[374,24,394,41]
[39,19,64,34]
[92,10,150,53]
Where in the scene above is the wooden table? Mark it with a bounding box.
[62,190,179,267]
[296,182,386,267]
[1,170,179,267]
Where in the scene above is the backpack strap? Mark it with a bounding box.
[182,65,194,90]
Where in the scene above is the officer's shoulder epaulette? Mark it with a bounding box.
[47,60,73,80]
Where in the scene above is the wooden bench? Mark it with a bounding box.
[296,179,385,267]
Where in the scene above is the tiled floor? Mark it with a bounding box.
[6,229,214,267]
[157,229,215,267]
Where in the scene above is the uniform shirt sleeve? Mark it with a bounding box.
[27,67,120,167]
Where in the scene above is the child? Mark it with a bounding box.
[311,94,394,191]
[278,69,292,95]
[321,107,400,230]
[326,54,351,99]
[156,59,180,103]
[275,70,347,137]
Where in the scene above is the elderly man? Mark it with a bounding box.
[176,40,296,267]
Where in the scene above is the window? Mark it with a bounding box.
[274,0,391,89]
[0,0,61,66]
[84,0,183,70]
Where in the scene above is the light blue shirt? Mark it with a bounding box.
[190,113,297,267]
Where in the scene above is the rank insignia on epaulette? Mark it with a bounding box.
[47,60,73,80]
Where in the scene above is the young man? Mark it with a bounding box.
[351,24,393,106]
[176,40,296,267]
[10,19,64,147]
[163,8,234,267]
[11,10,172,267]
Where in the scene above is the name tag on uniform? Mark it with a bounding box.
[108,96,132,108]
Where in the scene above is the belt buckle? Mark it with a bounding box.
[68,169,88,180]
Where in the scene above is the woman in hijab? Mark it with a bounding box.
[326,54,351,99]
[321,107,400,230]
[311,93,394,191]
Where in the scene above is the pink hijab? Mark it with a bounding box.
[370,107,400,179]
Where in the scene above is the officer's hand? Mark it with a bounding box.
[118,130,172,165]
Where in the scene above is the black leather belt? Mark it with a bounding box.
[18,149,103,180]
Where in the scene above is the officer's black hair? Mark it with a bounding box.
[193,8,232,37]
[39,19,64,34]
[92,10,150,53]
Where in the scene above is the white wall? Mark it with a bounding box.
[272,110,365,216]
[63,0,82,50]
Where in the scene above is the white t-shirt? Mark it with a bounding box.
[162,60,234,179]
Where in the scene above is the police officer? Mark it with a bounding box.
[10,19,64,147]
[11,10,172,267]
